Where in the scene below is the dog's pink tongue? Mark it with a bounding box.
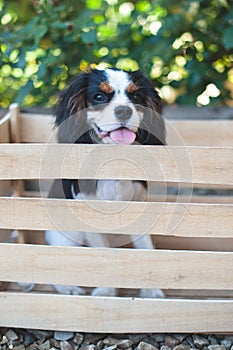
[110,128,136,145]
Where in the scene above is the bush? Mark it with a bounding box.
[0,0,233,107]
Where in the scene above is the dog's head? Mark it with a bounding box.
[56,68,166,145]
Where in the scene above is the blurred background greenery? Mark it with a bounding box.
[0,0,233,108]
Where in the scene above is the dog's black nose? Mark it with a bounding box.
[114,105,133,121]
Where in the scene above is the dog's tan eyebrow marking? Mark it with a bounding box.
[127,81,138,93]
[99,81,113,93]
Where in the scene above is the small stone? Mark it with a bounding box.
[38,340,51,350]
[104,346,117,350]
[73,333,84,345]
[174,335,188,343]
[160,346,172,350]
[29,330,50,340]
[164,336,180,348]
[129,335,147,346]
[50,338,61,348]
[13,346,25,350]
[208,337,218,346]
[104,337,122,346]
[118,340,133,349]
[208,346,226,350]
[96,340,104,350]
[24,333,37,347]
[61,340,73,350]
[137,341,159,350]
[5,330,18,342]
[29,345,39,350]
[221,340,232,349]
[193,336,209,349]
[153,335,165,343]
[84,334,106,344]
[174,345,190,350]
[54,331,74,341]
[80,345,96,350]
[0,337,8,346]
[186,338,195,348]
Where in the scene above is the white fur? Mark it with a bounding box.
[45,180,164,298]
[87,70,143,143]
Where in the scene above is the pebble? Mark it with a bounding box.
[13,346,25,350]
[24,332,36,346]
[173,345,190,350]
[73,333,84,345]
[221,339,232,349]
[193,335,209,349]
[164,336,180,348]
[1,328,233,350]
[208,346,227,350]
[38,339,51,350]
[54,331,74,341]
[118,339,133,349]
[137,341,159,350]
[5,329,18,342]
[129,334,147,345]
[61,340,74,350]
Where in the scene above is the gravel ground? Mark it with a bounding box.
[1,328,233,350]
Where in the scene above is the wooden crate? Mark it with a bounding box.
[0,103,233,333]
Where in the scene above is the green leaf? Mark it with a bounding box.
[86,0,102,10]
[223,26,233,49]
[80,30,97,44]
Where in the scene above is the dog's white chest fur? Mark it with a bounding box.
[75,180,147,202]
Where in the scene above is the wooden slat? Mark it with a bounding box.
[19,113,56,143]
[1,292,233,333]
[18,113,233,147]
[0,197,233,237]
[0,112,10,143]
[149,194,233,204]
[0,144,232,185]
[167,120,233,146]
[1,243,233,290]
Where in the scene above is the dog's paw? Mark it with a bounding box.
[17,282,35,292]
[53,285,86,295]
[91,287,117,297]
[139,288,165,298]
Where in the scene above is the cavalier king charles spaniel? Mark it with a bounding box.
[46,68,166,298]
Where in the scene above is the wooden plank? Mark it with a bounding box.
[0,144,232,185]
[0,112,10,143]
[18,114,233,146]
[164,105,233,120]
[1,243,233,290]
[19,113,56,143]
[1,292,233,333]
[0,197,233,237]
[167,120,233,146]
[149,194,233,204]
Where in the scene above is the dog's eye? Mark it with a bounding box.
[131,92,143,104]
[93,93,107,103]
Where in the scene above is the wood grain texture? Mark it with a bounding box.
[0,197,232,237]
[19,113,56,143]
[18,113,233,146]
[167,120,233,146]
[1,292,233,333]
[0,144,232,185]
[0,243,233,290]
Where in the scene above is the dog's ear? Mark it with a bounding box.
[129,70,166,145]
[55,72,89,126]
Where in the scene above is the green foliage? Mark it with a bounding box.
[0,0,233,107]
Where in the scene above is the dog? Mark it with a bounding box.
[45,68,166,298]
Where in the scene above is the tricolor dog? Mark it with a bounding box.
[46,68,166,298]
